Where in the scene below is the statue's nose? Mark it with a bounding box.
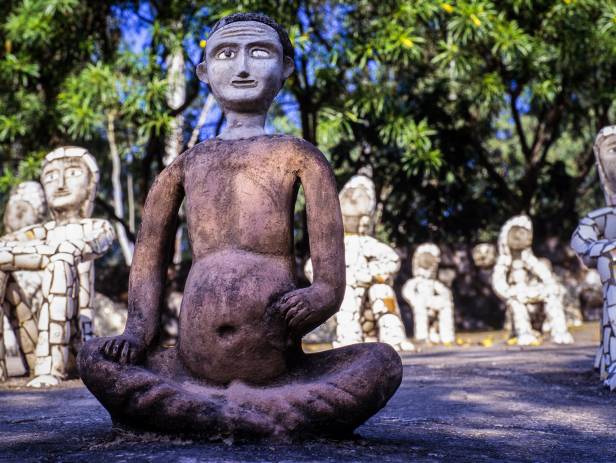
[237,70,250,78]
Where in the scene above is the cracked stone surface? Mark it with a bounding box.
[2,324,616,462]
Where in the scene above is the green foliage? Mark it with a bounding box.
[1,0,615,254]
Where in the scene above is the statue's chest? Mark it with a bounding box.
[184,154,292,218]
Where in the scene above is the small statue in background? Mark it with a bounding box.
[0,147,115,386]
[493,215,573,346]
[571,125,616,389]
[1,182,48,379]
[402,243,455,344]
[305,172,413,351]
[3,181,48,232]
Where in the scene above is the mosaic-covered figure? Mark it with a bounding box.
[493,215,573,346]
[0,147,114,386]
[1,182,48,380]
[571,125,616,389]
[402,243,455,344]
[78,13,402,439]
[305,173,413,351]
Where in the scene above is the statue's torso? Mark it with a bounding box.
[178,136,304,385]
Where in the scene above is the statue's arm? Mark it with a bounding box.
[115,156,185,357]
[571,207,616,268]
[1,224,48,242]
[491,256,512,300]
[366,239,401,282]
[300,147,345,310]
[75,219,116,262]
[276,143,345,338]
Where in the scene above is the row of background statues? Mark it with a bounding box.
[0,146,599,387]
[0,131,615,389]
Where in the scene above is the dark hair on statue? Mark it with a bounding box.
[210,12,295,60]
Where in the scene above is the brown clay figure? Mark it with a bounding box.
[78,13,402,440]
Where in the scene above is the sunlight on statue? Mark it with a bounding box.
[493,215,573,346]
[402,243,455,345]
[571,126,616,389]
[0,147,115,386]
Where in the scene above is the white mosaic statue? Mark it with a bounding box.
[402,243,455,344]
[305,173,413,351]
[493,215,573,346]
[0,147,115,386]
[1,182,48,377]
[571,125,616,389]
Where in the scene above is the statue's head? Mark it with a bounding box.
[339,173,376,235]
[3,181,47,233]
[594,125,616,206]
[41,147,99,220]
[412,243,441,279]
[197,13,295,114]
[471,243,496,268]
[497,214,533,257]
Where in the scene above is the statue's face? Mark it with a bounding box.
[4,200,38,232]
[199,21,294,113]
[597,134,616,200]
[41,158,90,214]
[417,252,438,271]
[472,244,496,268]
[507,225,532,251]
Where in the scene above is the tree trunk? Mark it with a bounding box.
[188,93,216,149]
[107,111,134,265]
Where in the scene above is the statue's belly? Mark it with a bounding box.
[178,250,296,385]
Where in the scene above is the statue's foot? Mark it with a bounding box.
[551,332,574,345]
[78,338,402,439]
[605,365,616,391]
[516,334,539,346]
[27,374,60,388]
[392,340,415,352]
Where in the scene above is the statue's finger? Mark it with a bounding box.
[111,340,122,358]
[119,341,130,365]
[284,303,302,323]
[289,308,311,331]
[104,340,115,357]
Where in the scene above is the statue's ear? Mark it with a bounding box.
[196,62,209,84]
[282,56,295,80]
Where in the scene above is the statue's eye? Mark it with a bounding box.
[251,48,270,58]
[216,49,236,60]
[66,167,83,177]
[43,171,59,183]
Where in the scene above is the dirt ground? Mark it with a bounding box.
[2,323,616,463]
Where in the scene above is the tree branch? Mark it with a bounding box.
[95,197,136,242]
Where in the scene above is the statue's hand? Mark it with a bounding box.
[101,334,146,365]
[274,288,322,338]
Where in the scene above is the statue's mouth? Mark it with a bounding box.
[54,190,71,197]
[231,79,257,88]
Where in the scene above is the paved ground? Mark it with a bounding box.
[2,324,616,462]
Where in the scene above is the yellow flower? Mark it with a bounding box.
[563,0,573,4]
[441,3,454,13]
[401,37,414,49]
[199,39,207,48]
[470,14,481,27]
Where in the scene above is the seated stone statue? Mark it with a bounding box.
[78,13,402,439]
[305,172,414,351]
[402,243,455,344]
[571,125,616,389]
[492,215,573,346]
[0,147,115,386]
